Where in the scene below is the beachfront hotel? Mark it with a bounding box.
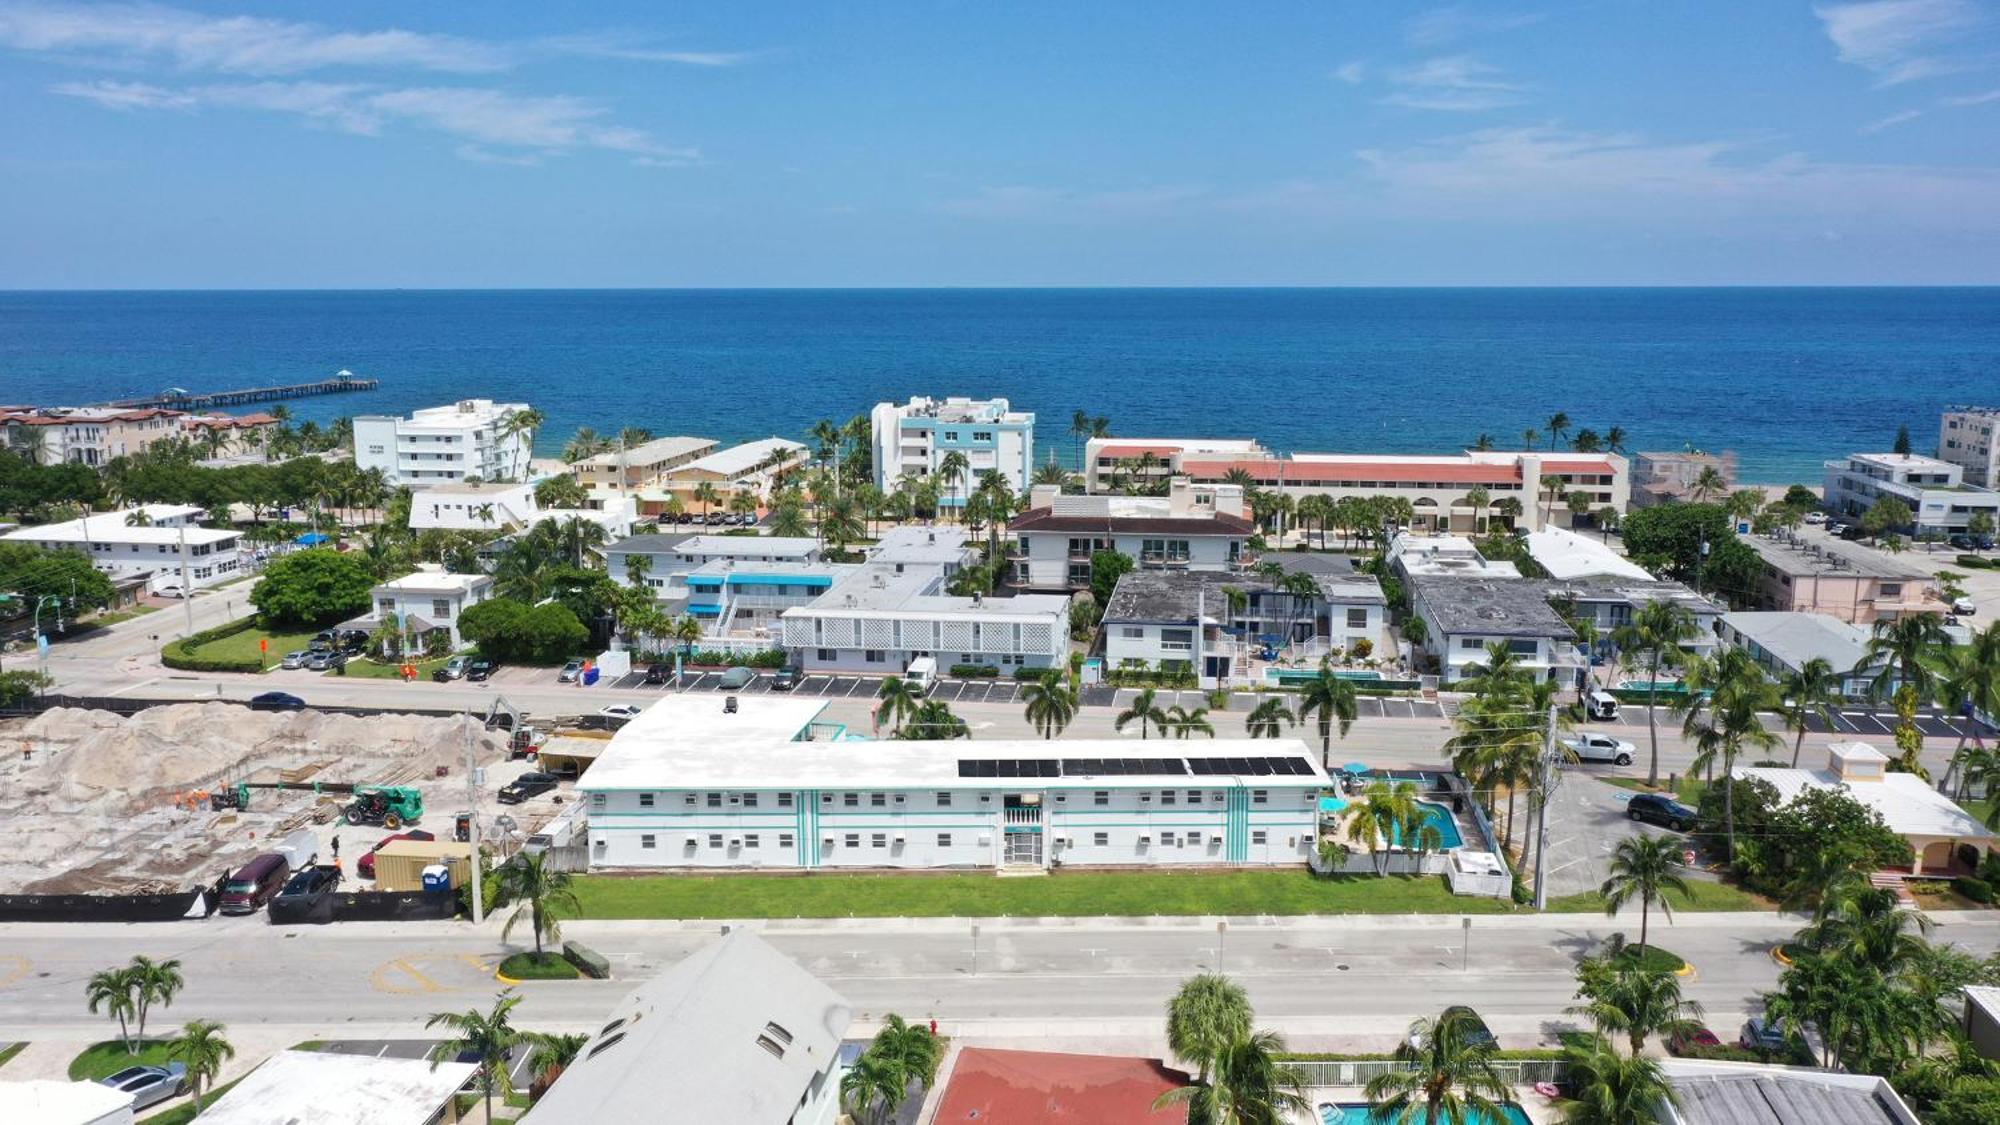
[579,695,1326,871]
[869,396,1036,505]
[1082,436,1268,493]
[352,398,533,487]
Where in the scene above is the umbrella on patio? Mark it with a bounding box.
[1341,762,1371,776]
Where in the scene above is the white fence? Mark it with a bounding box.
[1288,1058,1565,1088]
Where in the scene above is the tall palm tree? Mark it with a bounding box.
[168,1019,234,1114]
[1935,622,2000,796]
[1546,412,1571,448]
[1165,973,1254,1082]
[1860,611,1949,704]
[1779,657,1843,768]
[1463,484,1491,534]
[898,699,968,739]
[1347,780,1422,874]
[1472,432,1495,452]
[1244,698,1296,738]
[497,851,580,960]
[1153,1030,1311,1125]
[840,1050,907,1124]
[1600,835,1692,956]
[1689,465,1727,503]
[1022,670,1078,739]
[877,676,920,733]
[1678,648,1780,858]
[1165,704,1215,739]
[1557,1035,1679,1125]
[1604,426,1627,454]
[692,481,722,522]
[1365,1008,1512,1125]
[428,993,522,1124]
[1569,961,1704,1056]
[499,408,544,482]
[521,1031,589,1095]
[938,449,970,519]
[1115,686,1168,740]
[1522,428,1540,451]
[1612,600,1698,787]
[1297,661,1359,769]
[1071,409,1091,472]
[129,955,184,1048]
[84,966,138,1053]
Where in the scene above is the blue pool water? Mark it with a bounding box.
[1325,1104,1531,1125]
[1387,802,1464,850]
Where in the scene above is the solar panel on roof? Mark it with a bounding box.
[1153,758,1188,775]
[958,761,977,778]
[1187,759,1217,775]
[1226,757,1253,773]
[1247,759,1274,775]
[1273,758,1312,775]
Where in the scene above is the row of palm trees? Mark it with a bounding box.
[84,956,233,1113]
[1446,643,1567,858]
[1474,414,1629,455]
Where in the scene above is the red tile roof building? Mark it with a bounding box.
[934,1048,1191,1124]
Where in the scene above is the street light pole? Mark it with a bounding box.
[465,711,484,924]
[1532,699,1558,910]
[176,523,195,638]
[1216,920,1227,973]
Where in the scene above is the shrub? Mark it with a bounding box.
[459,598,588,665]
[250,549,376,628]
[1978,851,2000,886]
[949,664,1000,679]
[1351,638,1374,659]
[1012,666,1049,682]
[1905,880,1953,897]
[160,614,263,673]
[680,648,786,669]
[1952,876,1996,904]
[1957,554,1991,569]
[1510,870,1530,904]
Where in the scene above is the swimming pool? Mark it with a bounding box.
[1386,801,1464,850]
[1323,1103,1530,1125]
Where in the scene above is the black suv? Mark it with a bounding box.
[1627,793,1697,831]
[644,662,671,685]
[498,772,560,805]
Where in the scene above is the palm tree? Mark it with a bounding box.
[870,1013,943,1089]
[899,699,968,740]
[769,501,811,538]
[499,408,544,482]
[1165,704,1215,739]
[1244,698,1295,738]
[1472,432,1495,452]
[84,966,138,1054]
[428,993,522,1124]
[521,1031,589,1095]
[1612,600,1698,787]
[1347,780,1422,874]
[1164,973,1253,1081]
[1071,409,1091,472]
[1570,961,1704,1056]
[1547,412,1571,448]
[938,449,970,519]
[1115,686,1169,740]
[1558,1035,1679,1125]
[840,1050,907,1124]
[497,851,580,960]
[1779,657,1843,767]
[1935,623,2000,795]
[1600,835,1692,956]
[168,1019,234,1114]
[1859,612,1949,704]
[692,481,722,522]
[877,676,920,733]
[1678,648,1780,858]
[1153,1029,1311,1125]
[1522,428,1540,451]
[1689,465,1727,503]
[129,956,184,1048]
[1604,426,1627,453]
[1296,661,1359,769]
[1022,670,1078,739]
[1463,484,1491,534]
[1365,1008,1512,1125]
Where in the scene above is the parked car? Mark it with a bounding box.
[1803,511,1827,526]
[273,864,342,910]
[1626,793,1697,831]
[643,662,671,685]
[1824,521,1847,537]
[465,660,496,682]
[1421,1006,1496,1050]
[1740,1017,1790,1053]
[1953,596,1977,615]
[1838,524,1868,541]
[336,628,370,653]
[558,659,585,683]
[771,665,800,691]
[99,1064,187,1111]
[279,650,309,670]
[248,691,306,712]
[304,650,347,672]
[598,704,645,721]
[1563,733,1637,766]
[219,852,290,914]
[717,666,756,689]
[498,771,561,805]
[357,829,436,879]
[153,582,187,599]
[1668,1027,1722,1055]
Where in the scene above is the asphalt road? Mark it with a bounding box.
[3,911,1996,1053]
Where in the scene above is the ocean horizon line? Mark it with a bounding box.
[6,283,2000,295]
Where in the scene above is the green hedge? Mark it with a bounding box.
[669,648,787,669]
[1958,555,1993,569]
[950,664,1001,679]
[1953,876,1996,904]
[160,615,262,673]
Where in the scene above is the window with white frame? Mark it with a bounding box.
[937,833,952,847]
[1094,790,1109,806]
[1252,789,1268,805]
[640,834,656,849]
[844,793,859,807]
[742,792,758,808]
[778,792,794,808]
[1251,830,1268,845]
[1094,831,1109,846]
[707,834,724,849]
[844,833,860,848]
[743,834,759,848]
[1160,832,1178,847]
[871,833,887,849]
[871,793,887,807]
[936,792,952,807]
[779,832,795,848]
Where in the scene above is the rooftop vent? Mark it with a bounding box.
[724,695,738,714]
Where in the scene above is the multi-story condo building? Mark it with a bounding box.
[1083,437,1267,493]
[1630,450,1737,508]
[1939,407,2000,489]
[572,435,718,494]
[1822,452,2000,536]
[607,534,824,597]
[352,399,532,487]
[631,437,809,519]
[780,563,1071,674]
[870,396,1035,506]
[408,480,635,540]
[580,696,1326,871]
[1175,451,1629,532]
[0,406,192,465]
[1741,533,1938,624]
[1101,560,1386,685]
[1,504,243,592]
[1008,478,1254,591]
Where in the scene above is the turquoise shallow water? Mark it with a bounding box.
[3,287,1996,481]
[1324,1104,1531,1125]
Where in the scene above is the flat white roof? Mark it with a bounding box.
[2,507,238,547]
[1845,451,1958,472]
[673,534,819,558]
[196,1051,477,1125]
[375,570,491,594]
[0,1080,133,1124]
[1525,526,1654,582]
[676,437,807,479]
[581,696,1326,791]
[423,480,532,496]
[580,435,716,466]
[1735,763,1994,840]
[1721,611,1874,672]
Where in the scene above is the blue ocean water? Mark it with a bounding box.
[2,288,1995,481]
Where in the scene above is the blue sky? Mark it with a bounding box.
[4,1,2000,287]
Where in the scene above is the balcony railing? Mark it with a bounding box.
[1004,807,1043,826]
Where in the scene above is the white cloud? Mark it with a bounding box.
[1404,7,1545,47]
[50,77,192,110]
[541,34,756,67]
[1814,0,1981,86]
[1333,60,1366,85]
[1941,87,2000,106]
[1378,55,1524,111]
[0,2,508,74]
[1862,107,1925,131]
[934,185,1206,221]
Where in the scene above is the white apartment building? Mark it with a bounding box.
[870,396,1036,505]
[1008,478,1254,590]
[1,504,243,591]
[409,480,635,540]
[607,533,824,596]
[1176,450,1629,532]
[780,564,1072,674]
[1717,611,1878,699]
[1823,451,2000,536]
[1408,575,1584,686]
[1101,563,1386,685]
[1083,437,1267,493]
[1940,407,2000,490]
[572,435,718,493]
[632,437,809,518]
[580,696,1326,871]
[352,399,532,487]
[1387,534,1522,581]
[352,570,494,650]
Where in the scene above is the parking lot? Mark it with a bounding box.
[314,1039,538,1089]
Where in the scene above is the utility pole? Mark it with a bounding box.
[465,711,484,924]
[1532,699,1558,910]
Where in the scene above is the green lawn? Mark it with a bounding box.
[1546,880,1771,913]
[571,870,1524,919]
[69,1038,177,1080]
[184,626,319,670]
[337,656,450,680]
[499,951,581,980]
[1961,798,1996,828]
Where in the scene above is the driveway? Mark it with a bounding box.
[1534,770,1694,900]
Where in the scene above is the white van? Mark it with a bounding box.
[1584,689,1621,722]
[903,656,938,696]
[272,828,319,871]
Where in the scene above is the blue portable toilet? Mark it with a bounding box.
[420,863,452,893]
